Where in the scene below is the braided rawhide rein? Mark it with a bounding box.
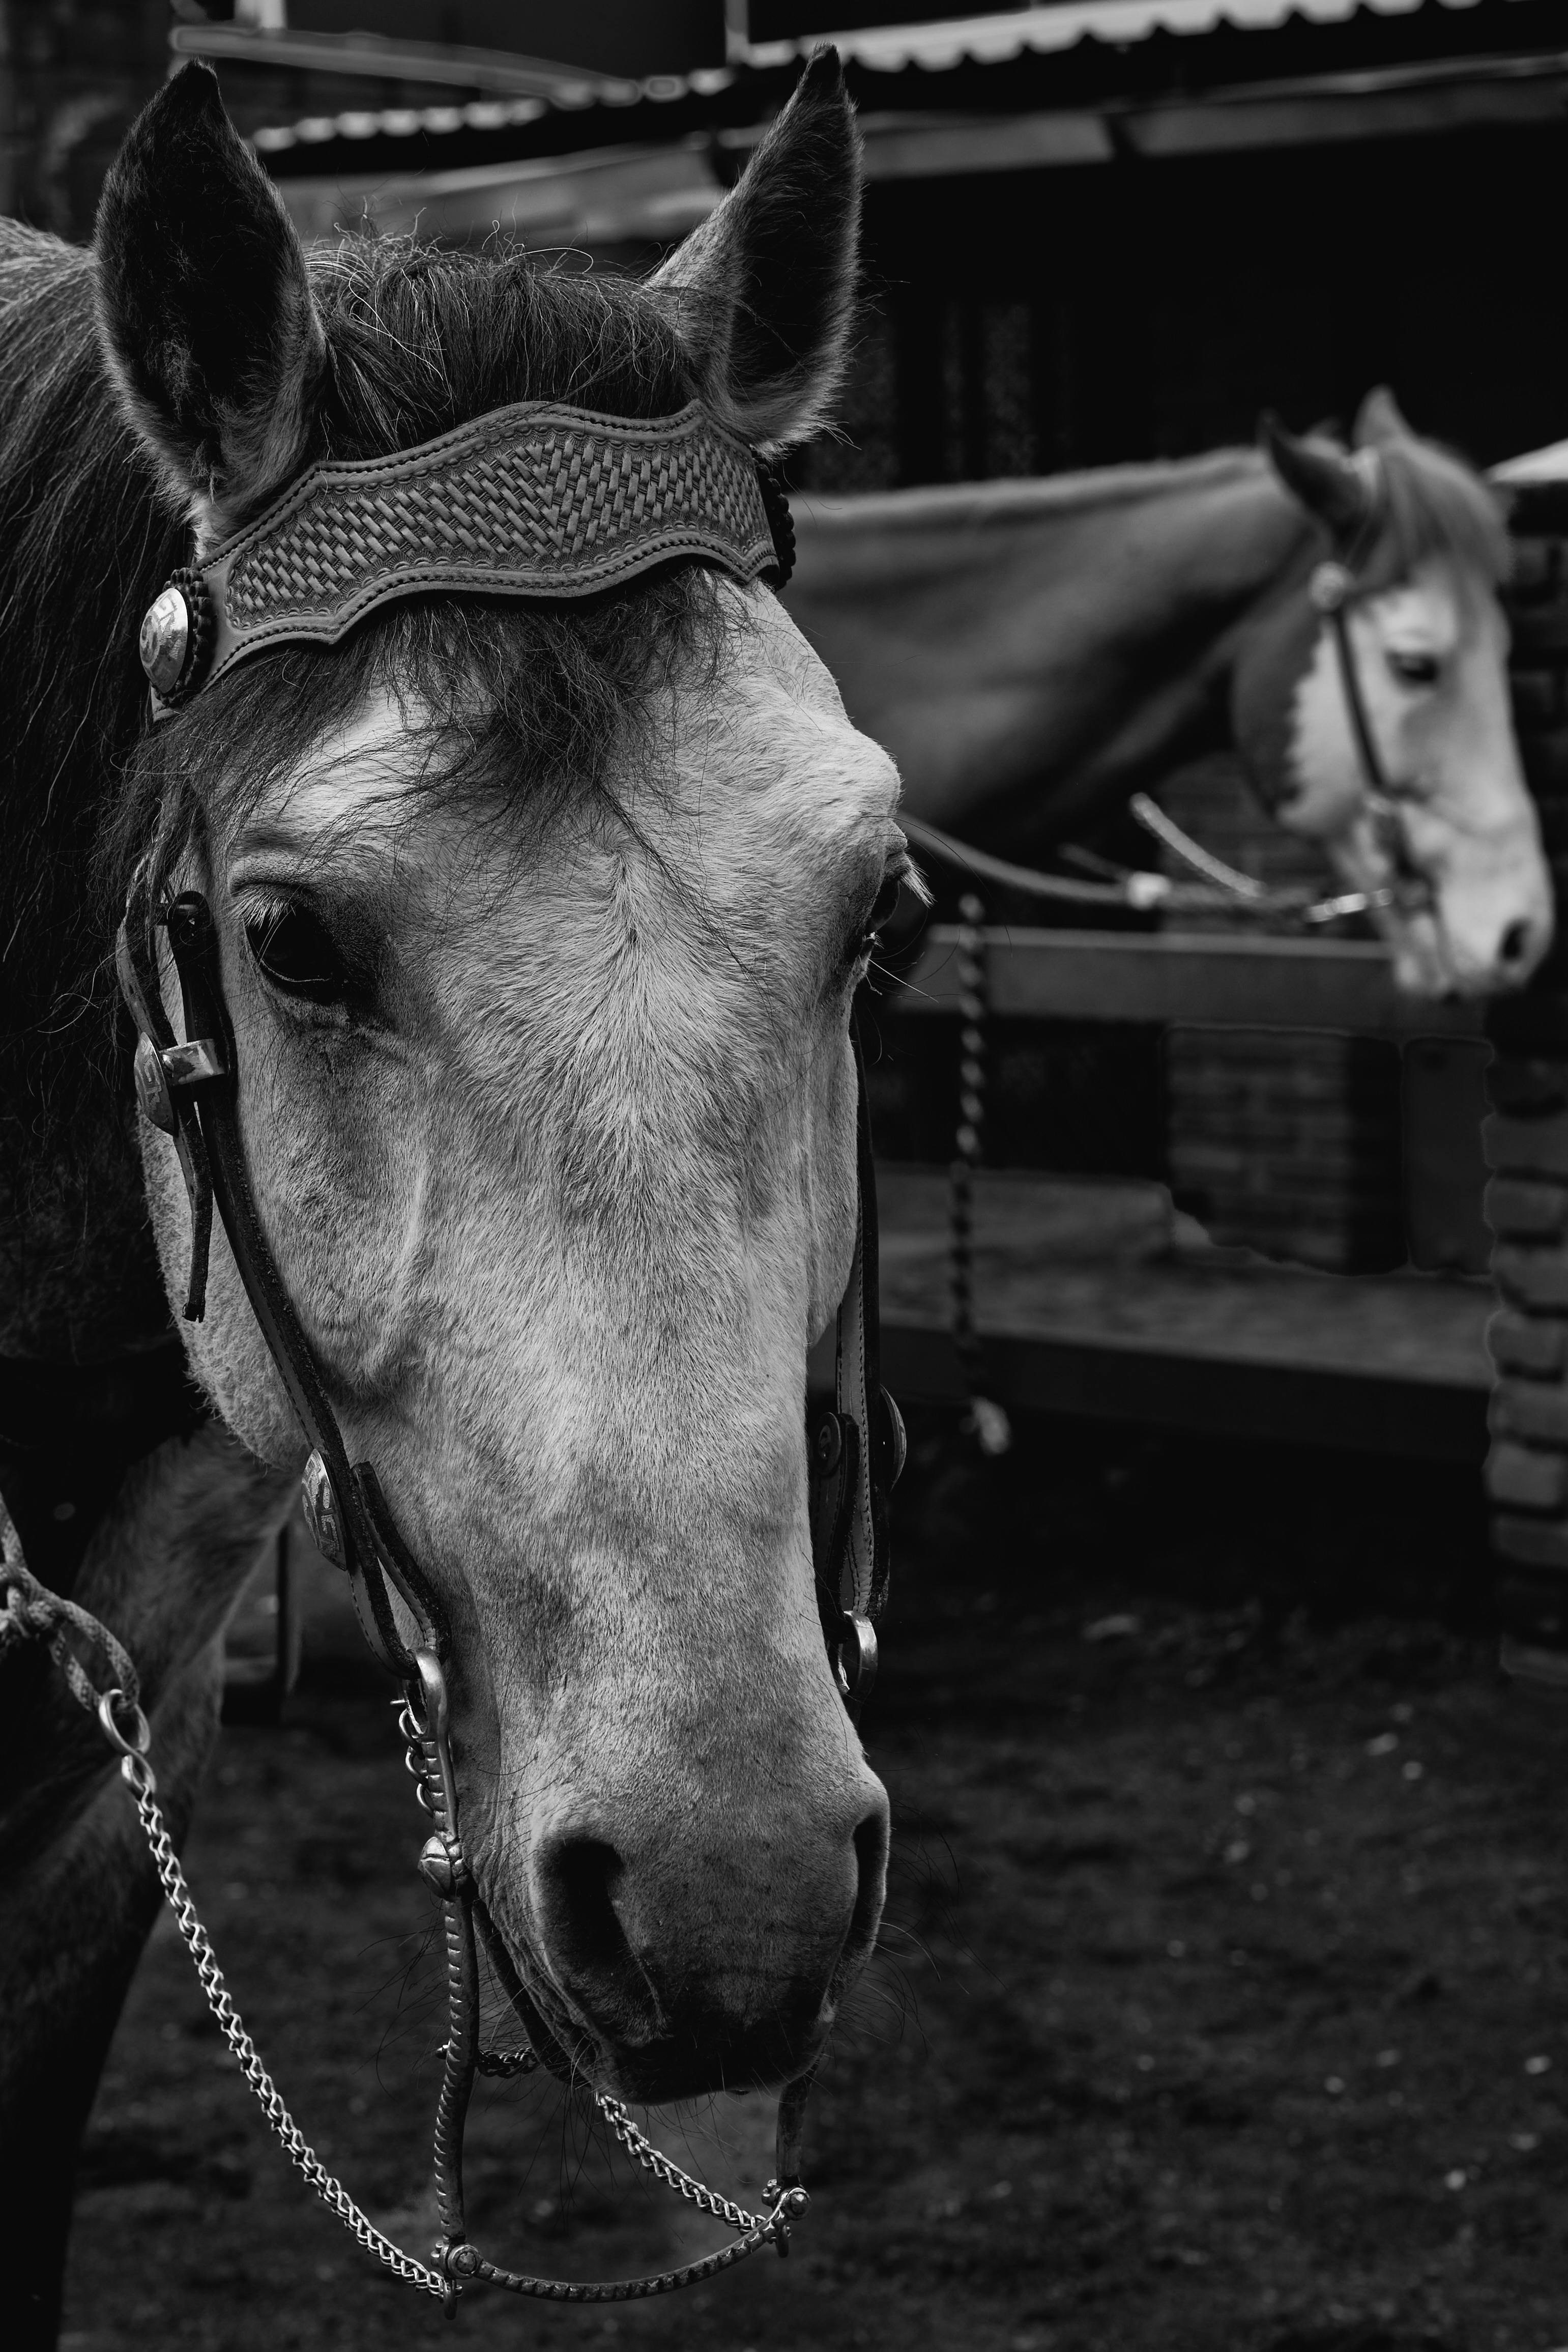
[0,1495,140,1710]
[140,398,796,710]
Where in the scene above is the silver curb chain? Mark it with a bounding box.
[94,1683,800,2307]
[10,1509,806,2309]
[108,1721,451,2301]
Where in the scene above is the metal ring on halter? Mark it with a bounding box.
[96,1687,151,1758]
[1309,559,1354,615]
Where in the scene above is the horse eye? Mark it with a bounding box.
[865,870,904,937]
[243,902,347,1005]
[1387,649,1441,689]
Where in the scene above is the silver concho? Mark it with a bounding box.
[139,585,192,696]
[300,1449,346,1571]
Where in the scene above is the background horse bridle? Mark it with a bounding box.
[1305,446,1437,923]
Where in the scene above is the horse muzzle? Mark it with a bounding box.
[493,1783,891,2104]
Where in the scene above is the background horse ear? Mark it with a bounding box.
[94,61,325,540]
[1354,386,1414,447]
[1260,411,1376,541]
[651,46,860,453]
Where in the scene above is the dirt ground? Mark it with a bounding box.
[59,1409,1568,2352]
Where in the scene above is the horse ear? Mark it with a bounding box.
[94,61,325,540]
[1260,412,1375,541]
[1354,385,1413,447]
[651,47,860,452]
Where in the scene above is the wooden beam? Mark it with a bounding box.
[170,22,626,102]
[891,926,1486,1039]
[881,1321,1489,1461]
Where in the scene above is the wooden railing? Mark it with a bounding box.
[893,925,1484,1038]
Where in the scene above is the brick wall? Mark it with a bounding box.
[1482,485,1568,1671]
[1166,1027,1407,1272]
[1153,755,1407,1273]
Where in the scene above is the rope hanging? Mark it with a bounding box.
[904,798,1388,928]
[947,896,1011,1460]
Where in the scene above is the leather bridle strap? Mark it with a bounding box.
[116,879,446,1675]
[1313,563,1393,801]
[1309,537,1432,919]
[1316,482,1438,912]
[808,1017,904,1710]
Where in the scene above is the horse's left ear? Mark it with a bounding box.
[94,61,325,539]
[1354,386,1413,447]
[651,47,860,452]
[1261,412,1375,542]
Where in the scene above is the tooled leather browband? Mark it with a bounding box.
[139,398,782,712]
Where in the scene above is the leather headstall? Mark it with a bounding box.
[118,393,897,1713]
[1304,447,1433,917]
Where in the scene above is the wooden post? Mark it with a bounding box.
[1487,484,1568,1680]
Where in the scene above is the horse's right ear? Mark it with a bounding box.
[651,47,860,452]
[95,62,325,543]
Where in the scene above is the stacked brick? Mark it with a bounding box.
[1156,753,1411,1275]
[1166,1026,1406,1273]
[1485,482,1568,1672]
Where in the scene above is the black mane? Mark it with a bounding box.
[0,227,180,1078]
[0,229,184,1349]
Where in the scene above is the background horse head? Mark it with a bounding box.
[788,394,1551,998]
[1238,390,1548,995]
[9,55,900,2111]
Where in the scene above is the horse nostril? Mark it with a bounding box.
[853,1805,890,1925]
[549,1838,621,1939]
[1500,919,1532,967]
[538,1836,641,2001]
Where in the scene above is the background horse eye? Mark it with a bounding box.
[1387,649,1441,689]
[243,903,348,1005]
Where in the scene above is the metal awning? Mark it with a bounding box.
[737,0,1486,72]
[200,4,1568,227]
[178,2,1520,100]
[265,41,1568,235]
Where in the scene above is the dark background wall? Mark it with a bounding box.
[283,0,728,77]
[803,125,1568,493]
[0,2,168,239]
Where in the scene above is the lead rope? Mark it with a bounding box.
[948,898,1012,1459]
[902,810,1392,928]
[2,1506,803,2310]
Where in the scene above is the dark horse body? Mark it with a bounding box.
[2,58,900,2342]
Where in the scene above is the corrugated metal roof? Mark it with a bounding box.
[738,1,1476,73]
[239,2,1540,162]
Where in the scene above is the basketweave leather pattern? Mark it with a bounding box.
[220,400,774,632]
